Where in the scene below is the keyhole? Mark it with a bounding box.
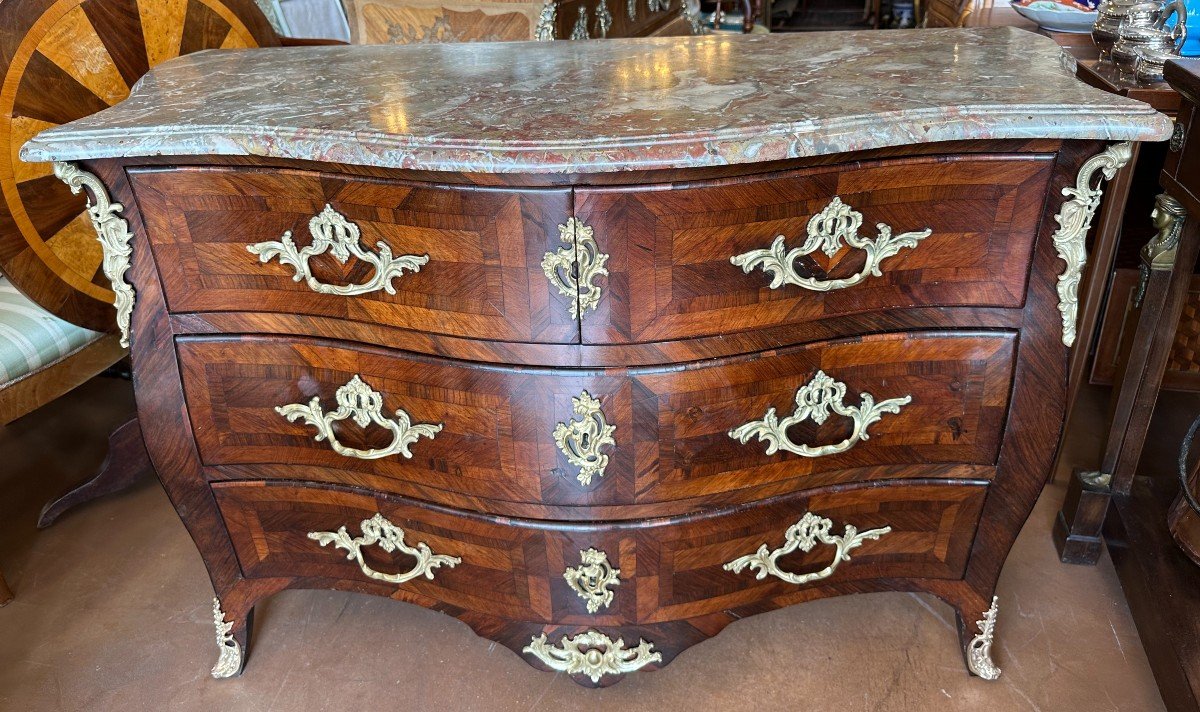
[581,432,591,448]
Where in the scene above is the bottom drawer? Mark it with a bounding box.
[213,479,986,625]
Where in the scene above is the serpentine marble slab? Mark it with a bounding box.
[21,27,1172,174]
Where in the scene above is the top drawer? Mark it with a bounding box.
[576,154,1054,344]
[130,167,577,344]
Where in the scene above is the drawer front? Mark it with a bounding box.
[181,331,1014,510]
[575,154,1053,344]
[130,167,576,343]
[213,479,985,623]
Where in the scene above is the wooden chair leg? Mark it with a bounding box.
[0,567,12,606]
[38,417,151,528]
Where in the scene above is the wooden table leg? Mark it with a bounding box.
[1056,194,1199,565]
[0,568,12,606]
[37,417,152,528]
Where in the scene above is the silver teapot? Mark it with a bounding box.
[1108,0,1187,74]
[1094,0,1145,59]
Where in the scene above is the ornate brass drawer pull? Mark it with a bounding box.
[553,391,616,486]
[564,548,620,613]
[542,217,609,318]
[248,204,429,296]
[729,370,909,458]
[523,631,661,682]
[308,512,461,585]
[277,374,442,461]
[724,511,891,586]
[730,196,931,292]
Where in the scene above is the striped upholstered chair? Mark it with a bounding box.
[0,276,126,605]
[0,278,119,424]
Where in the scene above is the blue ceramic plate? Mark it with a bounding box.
[1012,2,1098,33]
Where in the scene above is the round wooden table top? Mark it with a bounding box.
[0,0,280,330]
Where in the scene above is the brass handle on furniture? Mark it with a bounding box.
[729,369,909,458]
[730,196,930,292]
[523,631,661,682]
[542,217,609,318]
[276,374,442,460]
[248,203,429,296]
[552,390,616,486]
[308,513,461,585]
[723,511,891,586]
[564,548,620,613]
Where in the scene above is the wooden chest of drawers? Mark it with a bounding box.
[21,33,1172,687]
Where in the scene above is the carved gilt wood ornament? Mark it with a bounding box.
[308,512,462,585]
[731,196,932,293]
[276,374,443,461]
[542,217,609,318]
[966,596,1002,680]
[724,512,892,585]
[523,631,662,682]
[553,390,616,486]
[729,369,910,458]
[1053,142,1132,346]
[564,548,621,613]
[247,204,428,297]
[53,162,135,347]
[211,598,242,679]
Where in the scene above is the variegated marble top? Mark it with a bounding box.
[21,28,1172,174]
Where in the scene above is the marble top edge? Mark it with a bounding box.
[22,103,1166,152]
[21,28,1174,174]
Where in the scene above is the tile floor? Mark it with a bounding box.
[0,376,1167,711]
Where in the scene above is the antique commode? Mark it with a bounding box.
[21,28,1170,686]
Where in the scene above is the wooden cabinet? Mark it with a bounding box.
[58,138,1109,687]
[24,25,1169,689]
[86,138,1090,686]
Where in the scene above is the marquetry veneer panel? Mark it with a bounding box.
[212,478,986,624]
[130,166,576,343]
[180,330,1015,512]
[576,153,1054,344]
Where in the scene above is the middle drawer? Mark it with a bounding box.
[179,331,1016,512]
